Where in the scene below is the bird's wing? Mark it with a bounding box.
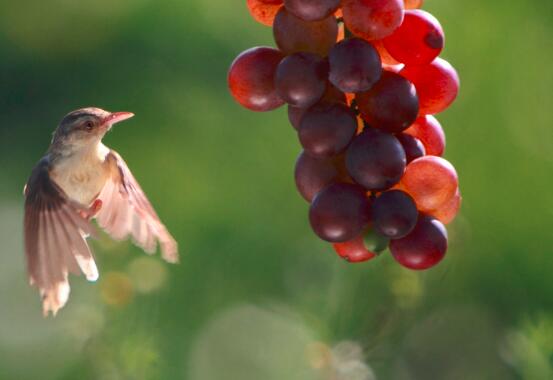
[24,157,98,316]
[96,150,178,263]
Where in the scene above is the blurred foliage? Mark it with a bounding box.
[0,0,552,379]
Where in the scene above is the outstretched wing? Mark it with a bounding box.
[24,157,98,316]
[96,150,178,263]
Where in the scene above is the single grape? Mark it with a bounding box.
[372,190,418,239]
[430,189,461,225]
[328,38,382,93]
[294,151,348,202]
[346,128,406,191]
[372,39,400,65]
[299,102,358,158]
[400,58,460,115]
[404,115,445,156]
[342,0,405,41]
[390,215,447,270]
[363,227,390,253]
[404,0,423,10]
[284,0,341,22]
[309,183,371,242]
[384,10,444,66]
[275,52,329,108]
[288,83,346,130]
[334,235,377,263]
[228,47,285,112]
[273,8,338,56]
[356,71,419,133]
[396,133,425,163]
[247,0,284,26]
[401,156,458,212]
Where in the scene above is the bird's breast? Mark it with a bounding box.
[50,146,111,206]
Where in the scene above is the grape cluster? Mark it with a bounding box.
[228,0,460,270]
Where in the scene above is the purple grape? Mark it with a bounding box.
[346,128,406,191]
[372,190,418,239]
[284,0,341,21]
[294,151,347,202]
[357,71,419,133]
[275,52,329,108]
[329,38,382,93]
[299,102,358,158]
[396,133,426,163]
[309,183,371,242]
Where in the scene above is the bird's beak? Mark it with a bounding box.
[103,112,134,129]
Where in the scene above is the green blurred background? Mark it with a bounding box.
[1,0,552,379]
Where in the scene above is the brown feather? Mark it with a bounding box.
[23,157,98,316]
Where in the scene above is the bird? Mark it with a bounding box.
[23,107,178,316]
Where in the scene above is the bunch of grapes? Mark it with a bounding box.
[228,0,460,270]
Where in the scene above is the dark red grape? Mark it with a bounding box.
[372,190,418,239]
[345,128,406,191]
[328,38,382,93]
[247,0,284,26]
[334,235,377,263]
[383,10,444,65]
[288,83,346,130]
[390,215,448,270]
[275,52,329,108]
[309,183,371,242]
[356,71,419,133]
[400,58,459,115]
[294,151,348,202]
[343,0,405,41]
[228,47,284,111]
[284,0,340,21]
[404,115,445,156]
[396,133,425,163]
[273,8,338,56]
[299,102,358,158]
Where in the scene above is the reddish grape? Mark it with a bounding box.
[309,183,371,242]
[342,0,405,41]
[275,52,329,108]
[333,235,377,263]
[284,0,341,22]
[384,10,444,66]
[372,190,418,239]
[299,102,358,158]
[273,8,338,56]
[228,47,285,112]
[401,156,458,212]
[294,151,348,202]
[430,189,461,225]
[390,215,447,270]
[400,58,460,115]
[356,71,419,133]
[404,0,423,10]
[346,128,406,191]
[287,83,346,130]
[404,115,445,156]
[328,38,382,93]
[247,0,284,26]
[396,133,425,163]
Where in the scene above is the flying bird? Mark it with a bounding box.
[23,107,178,316]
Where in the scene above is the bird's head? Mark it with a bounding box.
[52,107,134,151]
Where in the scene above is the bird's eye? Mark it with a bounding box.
[84,121,94,131]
